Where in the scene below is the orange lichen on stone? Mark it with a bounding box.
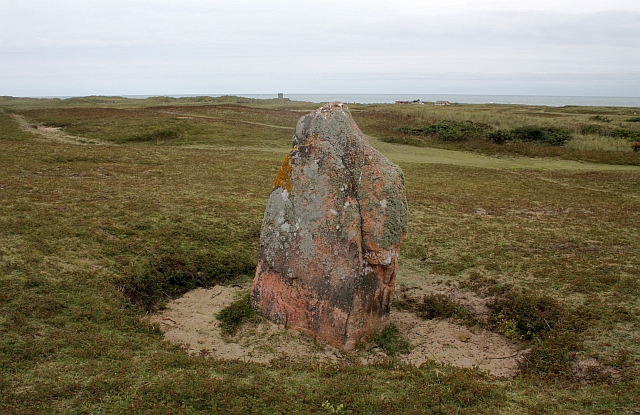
[273,153,292,193]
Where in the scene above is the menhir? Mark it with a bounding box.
[251,102,408,350]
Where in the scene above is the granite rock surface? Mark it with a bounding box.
[251,102,407,349]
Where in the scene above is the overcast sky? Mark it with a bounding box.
[1,0,639,97]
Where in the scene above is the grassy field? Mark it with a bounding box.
[353,103,640,166]
[0,96,639,414]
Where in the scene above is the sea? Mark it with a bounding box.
[41,94,640,107]
[235,94,640,107]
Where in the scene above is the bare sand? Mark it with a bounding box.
[149,278,524,377]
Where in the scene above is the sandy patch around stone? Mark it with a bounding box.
[149,284,345,363]
[150,279,524,377]
[392,311,522,377]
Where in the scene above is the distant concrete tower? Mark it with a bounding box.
[278,93,284,99]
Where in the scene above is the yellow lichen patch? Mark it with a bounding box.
[273,153,292,193]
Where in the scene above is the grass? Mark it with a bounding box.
[13,105,297,147]
[565,134,634,152]
[0,96,639,414]
[0,109,35,141]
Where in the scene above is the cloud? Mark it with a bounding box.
[1,1,638,96]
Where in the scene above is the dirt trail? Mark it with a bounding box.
[150,277,523,377]
[160,110,294,130]
[12,114,108,145]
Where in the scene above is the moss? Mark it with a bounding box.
[378,180,408,250]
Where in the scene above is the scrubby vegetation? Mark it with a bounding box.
[398,122,572,146]
[396,121,638,148]
[215,292,262,335]
[1,95,638,414]
[495,125,571,145]
[120,249,256,312]
[351,102,640,165]
[398,120,491,142]
[394,293,477,326]
[370,323,412,357]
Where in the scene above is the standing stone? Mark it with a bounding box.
[251,102,408,350]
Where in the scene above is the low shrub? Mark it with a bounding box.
[399,120,491,142]
[589,115,611,123]
[370,323,411,357]
[215,292,261,335]
[399,121,571,146]
[485,290,592,377]
[486,292,566,340]
[486,130,513,144]
[394,293,477,326]
[626,116,640,122]
[509,126,572,146]
[119,250,256,311]
[611,128,640,140]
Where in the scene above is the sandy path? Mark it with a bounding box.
[12,114,108,145]
[160,110,295,130]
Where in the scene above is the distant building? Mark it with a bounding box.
[395,100,423,105]
[278,93,284,99]
[434,101,451,106]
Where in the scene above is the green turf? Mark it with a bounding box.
[0,96,638,414]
